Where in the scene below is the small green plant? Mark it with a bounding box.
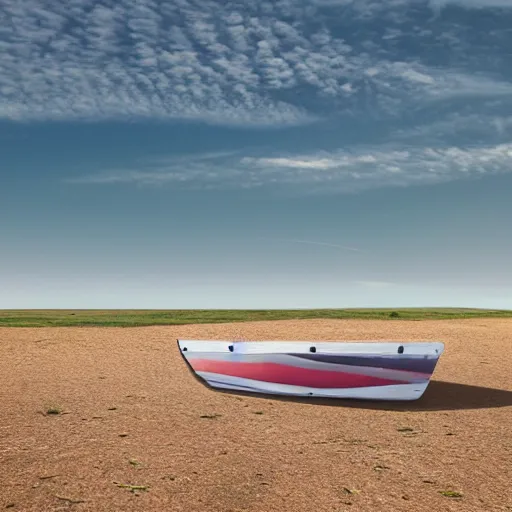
[389,311,400,318]
[115,483,149,493]
[439,490,463,498]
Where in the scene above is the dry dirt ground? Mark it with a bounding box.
[1,319,511,512]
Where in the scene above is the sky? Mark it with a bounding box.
[1,0,512,309]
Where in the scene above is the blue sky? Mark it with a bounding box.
[1,0,512,309]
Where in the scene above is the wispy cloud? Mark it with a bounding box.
[239,143,512,191]
[67,142,512,192]
[1,0,512,126]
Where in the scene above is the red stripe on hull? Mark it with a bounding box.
[190,359,405,388]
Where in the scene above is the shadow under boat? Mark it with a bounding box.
[208,380,512,412]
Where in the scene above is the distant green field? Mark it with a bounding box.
[0,308,511,327]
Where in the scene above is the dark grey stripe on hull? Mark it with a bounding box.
[288,353,439,374]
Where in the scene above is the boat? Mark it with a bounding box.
[177,339,444,401]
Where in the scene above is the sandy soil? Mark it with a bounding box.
[1,319,511,512]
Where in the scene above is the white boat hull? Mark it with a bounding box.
[177,339,444,401]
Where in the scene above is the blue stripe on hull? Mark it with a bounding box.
[288,353,439,374]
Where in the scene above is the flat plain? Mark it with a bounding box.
[1,317,511,511]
